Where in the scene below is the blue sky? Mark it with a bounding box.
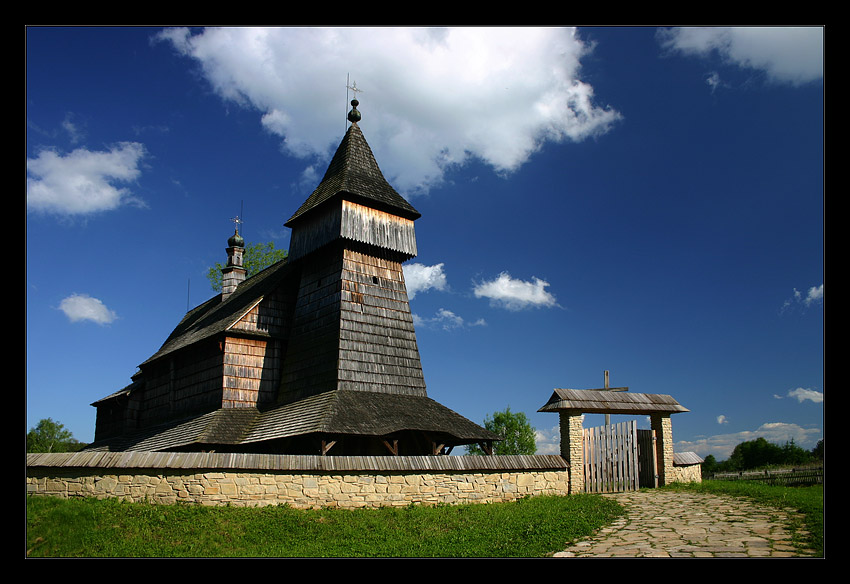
[26,27,824,458]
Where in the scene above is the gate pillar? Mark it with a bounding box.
[559,411,584,494]
[651,413,674,486]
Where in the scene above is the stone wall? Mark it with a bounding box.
[558,412,584,494]
[670,463,702,484]
[651,414,675,486]
[26,452,570,509]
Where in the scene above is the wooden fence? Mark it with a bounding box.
[710,467,823,486]
[583,420,640,493]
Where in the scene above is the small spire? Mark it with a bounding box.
[222,216,247,299]
[348,99,361,124]
[228,215,244,247]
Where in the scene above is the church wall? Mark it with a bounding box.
[223,285,293,408]
[287,200,417,262]
[137,342,225,426]
[338,248,426,395]
[287,203,342,261]
[93,398,136,441]
[278,248,346,399]
[222,337,280,408]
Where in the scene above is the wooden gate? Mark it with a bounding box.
[637,428,658,489]
[583,421,658,492]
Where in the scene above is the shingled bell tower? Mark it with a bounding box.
[279,99,425,403]
[86,98,497,456]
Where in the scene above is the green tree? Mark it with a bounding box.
[727,437,782,470]
[781,438,814,465]
[811,439,824,461]
[700,454,719,477]
[26,418,82,453]
[206,241,288,292]
[466,407,537,456]
[725,436,814,471]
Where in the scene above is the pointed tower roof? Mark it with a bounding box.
[285,100,420,227]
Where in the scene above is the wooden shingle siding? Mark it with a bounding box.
[288,200,417,261]
[230,282,295,338]
[338,248,425,396]
[278,248,345,399]
[288,202,342,261]
[137,342,224,427]
[340,200,417,258]
[222,337,281,408]
[278,242,426,400]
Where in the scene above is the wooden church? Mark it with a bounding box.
[88,100,498,456]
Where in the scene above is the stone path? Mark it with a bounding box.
[554,490,815,558]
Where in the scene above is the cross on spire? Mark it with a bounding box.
[347,79,362,96]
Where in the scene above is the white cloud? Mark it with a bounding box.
[403,262,448,299]
[658,27,823,86]
[675,422,821,459]
[535,425,562,455]
[61,112,84,144]
[781,283,823,313]
[473,272,558,310]
[802,284,824,306]
[26,142,147,216]
[58,294,118,325]
[786,387,823,404]
[537,418,820,459]
[716,415,728,425]
[155,27,621,195]
[413,308,486,331]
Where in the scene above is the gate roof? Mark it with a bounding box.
[538,388,689,415]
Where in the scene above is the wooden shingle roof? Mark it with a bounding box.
[85,390,499,452]
[83,408,262,452]
[140,259,294,367]
[538,388,689,415]
[244,391,499,444]
[285,120,420,227]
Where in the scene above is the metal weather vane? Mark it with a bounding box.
[346,75,364,130]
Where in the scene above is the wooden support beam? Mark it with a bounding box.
[478,441,493,456]
[382,439,399,455]
[321,439,336,456]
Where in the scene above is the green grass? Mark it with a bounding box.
[664,480,823,557]
[26,494,624,558]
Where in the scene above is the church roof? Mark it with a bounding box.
[244,391,498,444]
[86,390,498,452]
[139,258,293,368]
[285,102,420,226]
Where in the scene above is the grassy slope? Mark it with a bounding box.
[26,494,624,558]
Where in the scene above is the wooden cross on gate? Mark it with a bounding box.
[599,370,628,425]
